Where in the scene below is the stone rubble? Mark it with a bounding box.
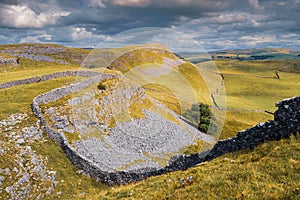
[0,113,56,199]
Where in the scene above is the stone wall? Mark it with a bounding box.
[30,70,300,186]
[0,56,18,65]
[0,45,66,55]
[167,96,300,171]
[0,71,100,90]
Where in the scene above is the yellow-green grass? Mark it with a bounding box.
[123,63,210,113]
[0,77,77,119]
[223,72,300,111]
[178,62,211,104]
[143,83,185,114]
[220,110,271,140]
[109,48,178,73]
[0,75,107,199]
[84,44,171,69]
[99,47,212,112]
[103,134,300,200]
[0,115,54,200]
[0,53,15,59]
[1,48,299,200]
[0,61,80,84]
[6,112,300,199]
[25,59,300,199]
[214,60,300,75]
[34,138,110,200]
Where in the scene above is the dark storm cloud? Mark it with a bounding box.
[0,0,299,50]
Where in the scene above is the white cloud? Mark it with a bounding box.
[277,1,286,6]
[19,33,52,43]
[89,0,106,7]
[248,0,263,10]
[239,35,277,46]
[190,13,265,25]
[209,39,238,49]
[111,0,150,7]
[282,33,297,38]
[107,0,227,8]
[71,27,110,41]
[0,5,70,28]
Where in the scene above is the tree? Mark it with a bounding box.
[197,102,211,133]
[182,102,212,133]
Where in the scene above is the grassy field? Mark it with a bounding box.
[0,45,299,199]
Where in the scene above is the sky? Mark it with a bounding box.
[0,0,299,51]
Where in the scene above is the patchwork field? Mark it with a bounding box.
[0,44,299,199]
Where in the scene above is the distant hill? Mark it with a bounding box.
[180,48,300,63]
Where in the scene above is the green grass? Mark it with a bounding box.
[0,77,76,119]
[84,44,172,69]
[103,134,300,200]
[0,45,299,200]
[34,138,110,200]
[223,71,300,111]
[214,60,300,76]
[143,83,183,114]
[0,58,79,84]
[220,110,271,140]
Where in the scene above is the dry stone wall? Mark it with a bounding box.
[30,70,300,185]
[0,56,18,65]
[0,71,100,90]
[167,96,300,171]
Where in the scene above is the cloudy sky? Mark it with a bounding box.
[0,0,299,50]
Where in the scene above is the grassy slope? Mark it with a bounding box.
[105,135,300,200]
[0,45,299,199]
[42,59,300,199]
[100,59,299,199]
[215,60,300,139]
[108,48,211,113]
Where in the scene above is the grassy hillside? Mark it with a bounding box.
[104,134,300,200]
[0,44,299,199]
[104,47,212,113]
